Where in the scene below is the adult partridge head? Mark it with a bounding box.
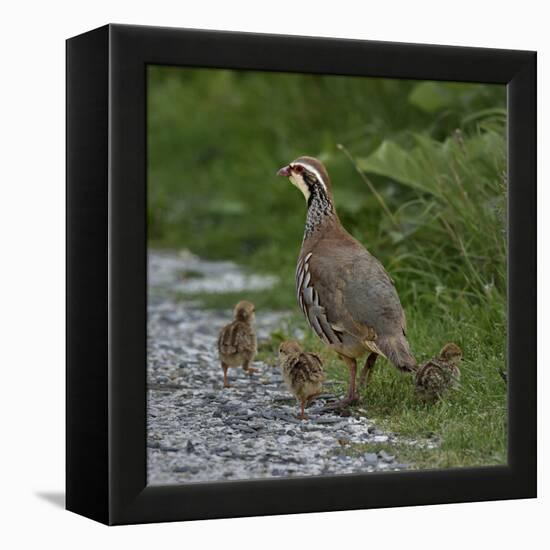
[277,156,334,203]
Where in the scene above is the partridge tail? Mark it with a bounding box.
[378,335,416,372]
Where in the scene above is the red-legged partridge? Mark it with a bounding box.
[415,343,462,402]
[278,340,324,420]
[217,300,258,388]
[277,156,416,409]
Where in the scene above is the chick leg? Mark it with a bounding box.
[299,400,308,421]
[222,363,230,388]
[306,390,322,406]
[359,352,378,388]
[242,360,259,374]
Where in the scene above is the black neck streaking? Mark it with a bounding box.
[304,184,334,239]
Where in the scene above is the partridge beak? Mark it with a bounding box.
[277,165,292,177]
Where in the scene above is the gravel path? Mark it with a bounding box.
[147,250,412,485]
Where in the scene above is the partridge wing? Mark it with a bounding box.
[416,359,445,392]
[218,320,254,355]
[218,322,238,355]
[305,239,399,340]
[342,249,406,338]
[304,352,324,383]
[232,322,255,354]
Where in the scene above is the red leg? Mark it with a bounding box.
[359,352,378,388]
[222,363,230,388]
[243,360,259,374]
[306,391,321,406]
[346,356,359,402]
[299,400,308,420]
[323,355,359,411]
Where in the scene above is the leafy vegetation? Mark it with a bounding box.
[147,66,507,469]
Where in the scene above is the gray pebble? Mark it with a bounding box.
[378,450,395,462]
[312,417,343,425]
[159,444,179,452]
[364,453,379,465]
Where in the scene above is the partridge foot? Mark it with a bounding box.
[245,367,259,374]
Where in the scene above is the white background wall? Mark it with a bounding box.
[0,1,546,547]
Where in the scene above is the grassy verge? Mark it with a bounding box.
[285,303,506,469]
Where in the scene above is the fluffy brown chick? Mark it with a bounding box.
[278,340,324,420]
[217,300,257,388]
[415,343,462,402]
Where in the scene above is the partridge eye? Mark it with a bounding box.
[294,165,304,173]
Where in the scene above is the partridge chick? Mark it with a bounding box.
[278,340,324,420]
[415,343,462,402]
[218,300,257,388]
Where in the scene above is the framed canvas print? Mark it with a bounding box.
[66,24,536,525]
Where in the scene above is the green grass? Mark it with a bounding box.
[257,301,507,470]
[148,66,508,470]
[172,287,507,469]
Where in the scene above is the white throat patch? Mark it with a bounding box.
[288,162,327,201]
[289,172,311,201]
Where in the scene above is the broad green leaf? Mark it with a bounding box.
[408,82,454,113]
[357,130,505,201]
[408,81,493,114]
[356,139,440,196]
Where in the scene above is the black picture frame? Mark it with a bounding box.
[66,23,536,526]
